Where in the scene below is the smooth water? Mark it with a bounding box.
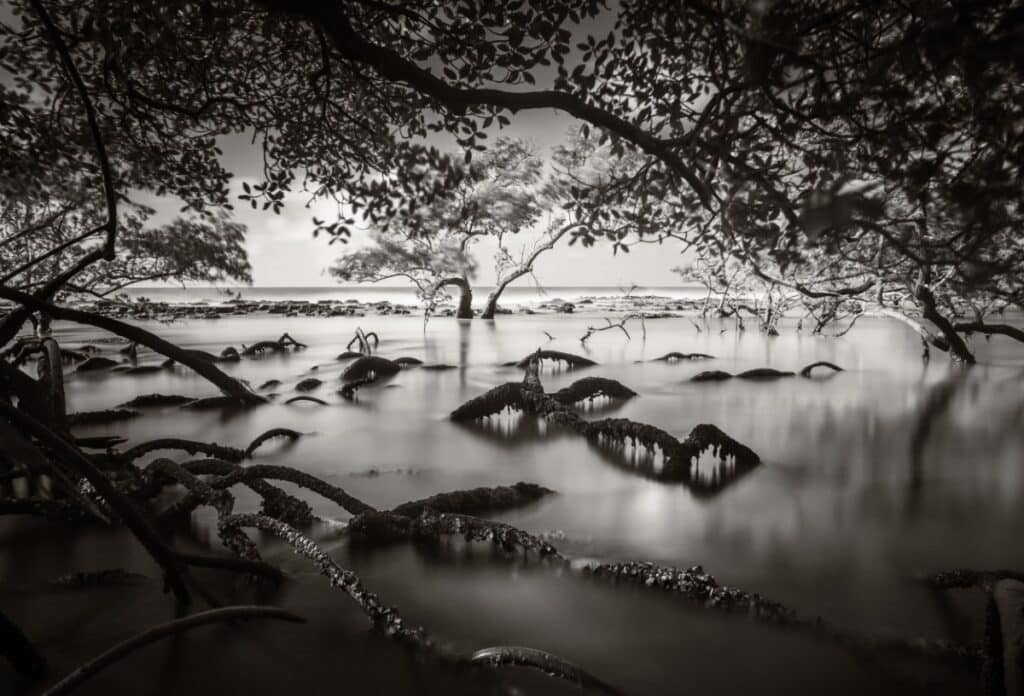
[4,313,1024,694]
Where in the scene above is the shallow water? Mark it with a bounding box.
[4,312,1024,694]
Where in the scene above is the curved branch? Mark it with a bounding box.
[0,286,262,401]
[471,646,623,696]
[41,606,304,696]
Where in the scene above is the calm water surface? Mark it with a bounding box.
[4,313,1023,694]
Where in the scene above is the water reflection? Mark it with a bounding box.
[3,312,1024,695]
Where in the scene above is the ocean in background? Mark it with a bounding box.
[125,284,710,306]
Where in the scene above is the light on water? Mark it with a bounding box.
[4,311,1022,694]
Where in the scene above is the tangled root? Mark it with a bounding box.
[121,438,246,463]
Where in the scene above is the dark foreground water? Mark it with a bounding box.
[4,313,1024,694]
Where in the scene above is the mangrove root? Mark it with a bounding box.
[799,361,844,378]
[117,393,195,408]
[75,356,118,372]
[341,355,401,382]
[121,438,246,464]
[284,395,327,406]
[507,349,596,368]
[471,646,623,696]
[66,409,140,426]
[651,352,715,362]
[246,428,301,457]
[391,482,553,519]
[549,377,637,405]
[295,377,323,391]
[240,333,307,357]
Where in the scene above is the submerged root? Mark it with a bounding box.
[391,482,554,519]
[66,409,139,426]
[691,370,734,382]
[737,368,795,380]
[341,355,401,381]
[294,378,322,392]
[117,393,195,408]
[121,438,246,463]
[285,395,327,406]
[508,349,596,368]
[550,377,637,406]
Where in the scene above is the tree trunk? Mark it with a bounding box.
[480,291,500,320]
[434,277,473,319]
[915,284,975,364]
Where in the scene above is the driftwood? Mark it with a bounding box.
[41,606,304,696]
[342,355,401,381]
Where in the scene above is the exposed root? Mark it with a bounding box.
[66,409,139,426]
[549,377,637,405]
[651,351,714,362]
[258,379,282,390]
[339,375,376,400]
[294,377,322,391]
[471,646,624,696]
[342,355,401,381]
[0,609,47,679]
[449,382,526,421]
[691,370,734,382]
[285,395,327,406]
[117,393,195,408]
[799,361,844,378]
[188,462,375,516]
[121,438,246,463]
[508,349,596,368]
[241,333,307,357]
[51,569,148,589]
[245,428,301,457]
[391,482,554,519]
[41,607,304,696]
[346,328,379,354]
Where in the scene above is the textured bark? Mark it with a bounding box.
[509,349,597,368]
[549,377,637,405]
[391,482,553,519]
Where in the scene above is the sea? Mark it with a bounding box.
[124,284,711,306]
